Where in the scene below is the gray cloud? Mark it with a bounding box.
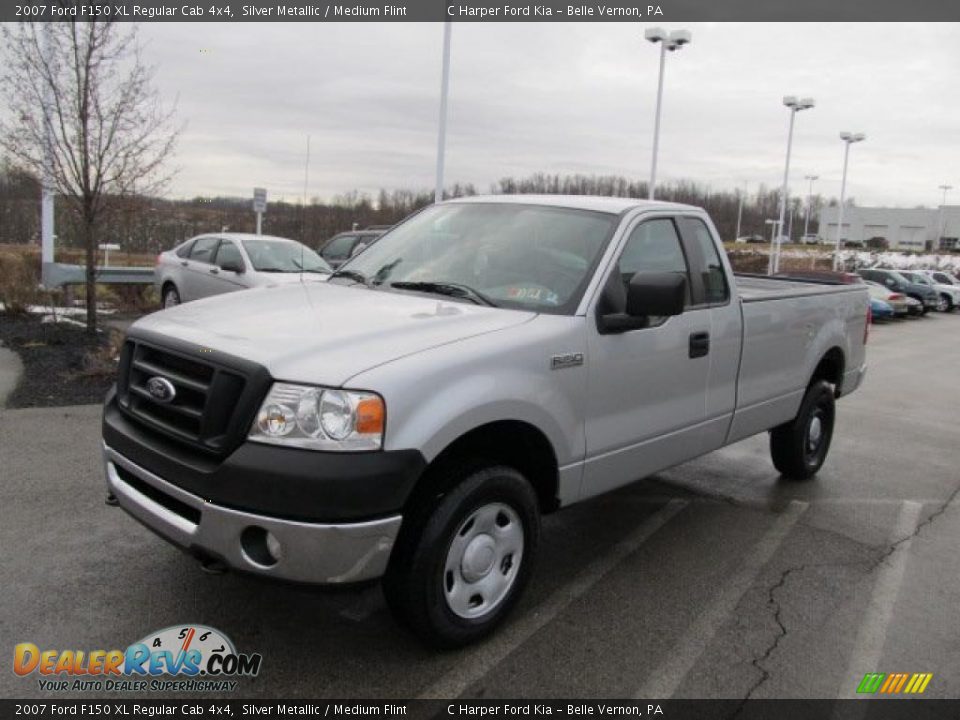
[138,21,960,207]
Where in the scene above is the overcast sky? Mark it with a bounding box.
[136,22,959,208]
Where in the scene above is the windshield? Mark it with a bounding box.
[242,239,331,273]
[339,202,618,313]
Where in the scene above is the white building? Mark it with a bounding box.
[818,205,960,250]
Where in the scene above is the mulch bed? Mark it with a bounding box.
[0,313,119,408]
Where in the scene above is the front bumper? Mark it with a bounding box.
[104,444,402,584]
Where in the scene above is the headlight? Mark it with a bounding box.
[249,383,384,451]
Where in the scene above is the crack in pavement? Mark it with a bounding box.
[727,485,960,717]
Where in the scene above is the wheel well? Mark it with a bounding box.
[811,347,844,395]
[412,421,560,515]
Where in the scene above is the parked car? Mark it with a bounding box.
[319,229,386,269]
[105,196,868,647]
[857,268,939,314]
[926,270,960,288]
[864,281,909,317]
[735,234,765,244]
[902,270,960,311]
[869,296,895,320]
[156,233,332,307]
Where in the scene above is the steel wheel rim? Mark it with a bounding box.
[443,502,524,620]
[938,296,948,312]
[164,291,179,308]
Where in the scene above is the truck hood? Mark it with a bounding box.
[130,282,536,386]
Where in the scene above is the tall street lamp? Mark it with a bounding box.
[833,132,866,270]
[770,95,814,274]
[735,181,747,241]
[803,174,819,241]
[937,184,953,250]
[644,27,691,200]
[434,21,452,204]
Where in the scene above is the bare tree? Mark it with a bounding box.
[0,17,179,333]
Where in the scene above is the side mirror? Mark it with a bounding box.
[219,259,244,273]
[598,272,686,334]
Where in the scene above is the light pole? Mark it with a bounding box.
[770,95,814,274]
[735,181,747,241]
[644,27,691,200]
[434,20,452,204]
[833,132,866,270]
[803,174,819,241]
[937,184,953,250]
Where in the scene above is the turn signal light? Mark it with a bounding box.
[356,396,385,435]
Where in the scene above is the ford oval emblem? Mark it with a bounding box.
[145,376,176,404]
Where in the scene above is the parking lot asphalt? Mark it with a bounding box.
[2,312,959,701]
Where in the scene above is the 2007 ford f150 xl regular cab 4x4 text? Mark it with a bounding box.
[103,195,868,647]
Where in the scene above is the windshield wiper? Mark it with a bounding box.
[389,281,498,307]
[330,269,368,285]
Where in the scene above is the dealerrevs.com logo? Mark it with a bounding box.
[14,625,262,693]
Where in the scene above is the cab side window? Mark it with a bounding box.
[189,237,220,264]
[683,218,730,304]
[598,218,691,322]
[618,218,690,299]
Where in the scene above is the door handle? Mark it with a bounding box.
[180,261,188,267]
[689,331,710,358]
[209,267,219,275]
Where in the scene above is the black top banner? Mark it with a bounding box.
[3,699,960,720]
[5,0,960,22]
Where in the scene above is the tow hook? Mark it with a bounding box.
[105,493,119,507]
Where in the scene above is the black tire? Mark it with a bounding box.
[383,463,540,648]
[162,284,181,309]
[908,295,929,315]
[770,380,836,481]
[938,293,952,313]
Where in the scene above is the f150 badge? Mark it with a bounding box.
[146,376,177,403]
[551,352,584,370]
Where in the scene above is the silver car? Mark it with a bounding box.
[155,233,331,308]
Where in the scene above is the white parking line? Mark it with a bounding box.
[417,498,689,700]
[634,499,809,700]
[836,500,923,700]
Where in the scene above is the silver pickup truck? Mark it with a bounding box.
[102,195,868,647]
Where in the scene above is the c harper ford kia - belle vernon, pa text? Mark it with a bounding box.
[102,195,868,647]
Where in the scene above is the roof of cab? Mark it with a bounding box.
[443,194,699,215]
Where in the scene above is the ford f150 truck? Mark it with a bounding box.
[102,195,868,647]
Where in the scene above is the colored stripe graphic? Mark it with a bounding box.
[857,672,932,694]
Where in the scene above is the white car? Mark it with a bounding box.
[155,233,332,308]
[900,270,960,312]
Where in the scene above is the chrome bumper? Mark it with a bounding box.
[103,444,401,584]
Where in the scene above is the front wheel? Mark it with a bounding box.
[383,463,540,648]
[770,380,836,481]
[937,294,952,312]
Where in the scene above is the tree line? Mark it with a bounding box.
[1,168,840,255]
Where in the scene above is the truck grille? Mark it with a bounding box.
[116,339,260,456]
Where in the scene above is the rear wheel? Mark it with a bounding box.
[383,463,540,648]
[162,284,181,309]
[770,380,836,481]
[909,295,929,314]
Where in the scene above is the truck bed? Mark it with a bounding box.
[734,273,864,302]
